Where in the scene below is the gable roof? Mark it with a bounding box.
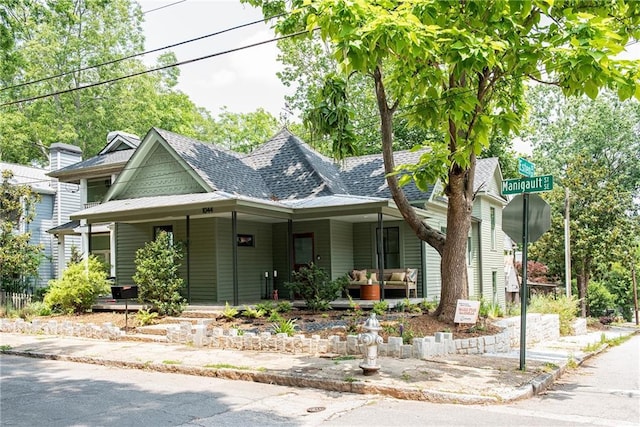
[155,128,272,199]
[0,161,56,194]
[248,129,350,200]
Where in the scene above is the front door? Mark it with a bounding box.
[293,233,314,270]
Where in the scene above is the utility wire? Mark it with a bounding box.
[0,29,311,108]
[0,13,285,93]
[142,0,187,15]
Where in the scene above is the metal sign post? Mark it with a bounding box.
[520,193,529,371]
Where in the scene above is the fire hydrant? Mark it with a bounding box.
[358,312,383,376]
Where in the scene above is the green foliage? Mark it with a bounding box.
[254,301,276,315]
[418,299,437,313]
[242,306,266,319]
[17,301,51,319]
[345,295,364,333]
[135,309,159,326]
[587,281,616,318]
[395,298,422,314]
[221,302,239,320]
[285,263,346,312]
[0,170,44,292]
[479,298,504,319]
[133,231,185,317]
[268,311,283,322]
[528,294,579,336]
[44,256,109,314]
[209,107,280,153]
[372,300,389,316]
[275,301,293,313]
[271,317,298,336]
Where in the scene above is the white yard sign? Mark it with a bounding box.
[454,300,480,324]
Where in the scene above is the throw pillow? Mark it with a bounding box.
[369,272,377,282]
[406,268,417,282]
[355,269,367,281]
[390,272,406,281]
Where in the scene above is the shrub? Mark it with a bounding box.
[418,299,437,313]
[136,309,159,326]
[528,294,578,336]
[254,301,276,315]
[275,301,293,313]
[243,306,265,318]
[44,256,109,314]
[587,281,616,318]
[133,231,186,317]
[372,300,389,316]
[20,301,51,318]
[285,263,347,312]
[271,317,297,336]
[221,302,239,320]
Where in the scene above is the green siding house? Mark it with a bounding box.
[55,128,506,306]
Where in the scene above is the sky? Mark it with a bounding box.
[139,1,640,155]
[139,0,290,118]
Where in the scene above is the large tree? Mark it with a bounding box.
[526,86,640,316]
[0,0,217,163]
[245,0,640,321]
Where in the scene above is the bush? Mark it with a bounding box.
[44,256,109,314]
[133,231,186,317]
[372,300,389,316]
[587,280,616,318]
[285,263,347,312]
[528,294,579,336]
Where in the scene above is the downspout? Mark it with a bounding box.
[420,240,426,299]
[232,211,238,306]
[186,215,190,303]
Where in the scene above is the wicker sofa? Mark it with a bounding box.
[347,268,418,298]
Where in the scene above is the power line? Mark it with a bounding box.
[142,0,187,15]
[0,29,311,108]
[0,13,285,93]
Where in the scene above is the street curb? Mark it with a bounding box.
[2,349,506,405]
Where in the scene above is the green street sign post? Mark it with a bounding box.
[518,158,535,177]
[502,176,553,371]
[502,175,553,195]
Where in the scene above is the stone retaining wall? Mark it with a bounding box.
[0,314,561,360]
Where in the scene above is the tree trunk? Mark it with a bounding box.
[436,163,474,321]
[576,260,590,317]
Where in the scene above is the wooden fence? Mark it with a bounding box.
[0,291,33,311]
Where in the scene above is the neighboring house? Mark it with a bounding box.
[48,131,140,278]
[0,143,82,289]
[54,128,506,306]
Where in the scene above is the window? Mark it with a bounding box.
[87,178,111,203]
[153,225,174,244]
[376,226,400,268]
[490,207,496,250]
[467,236,472,266]
[237,234,254,247]
[293,233,314,270]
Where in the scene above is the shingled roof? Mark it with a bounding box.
[340,149,434,201]
[155,128,272,199]
[247,129,350,200]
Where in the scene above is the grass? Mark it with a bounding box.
[162,360,182,365]
[332,355,356,361]
[0,345,11,351]
[343,376,357,383]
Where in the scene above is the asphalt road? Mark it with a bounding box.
[1,334,638,427]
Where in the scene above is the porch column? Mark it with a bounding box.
[57,234,66,278]
[186,215,191,303]
[377,213,385,300]
[109,224,116,278]
[87,223,92,256]
[231,211,239,306]
[287,219,293,283]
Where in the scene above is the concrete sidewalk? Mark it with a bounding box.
[1,326,636,404]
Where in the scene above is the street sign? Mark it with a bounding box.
[518,158,535,177]
[502,192,552,371]
[502,175,553,195]
[503,193,551,243]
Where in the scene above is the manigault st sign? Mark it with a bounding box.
[502,175,553,195]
